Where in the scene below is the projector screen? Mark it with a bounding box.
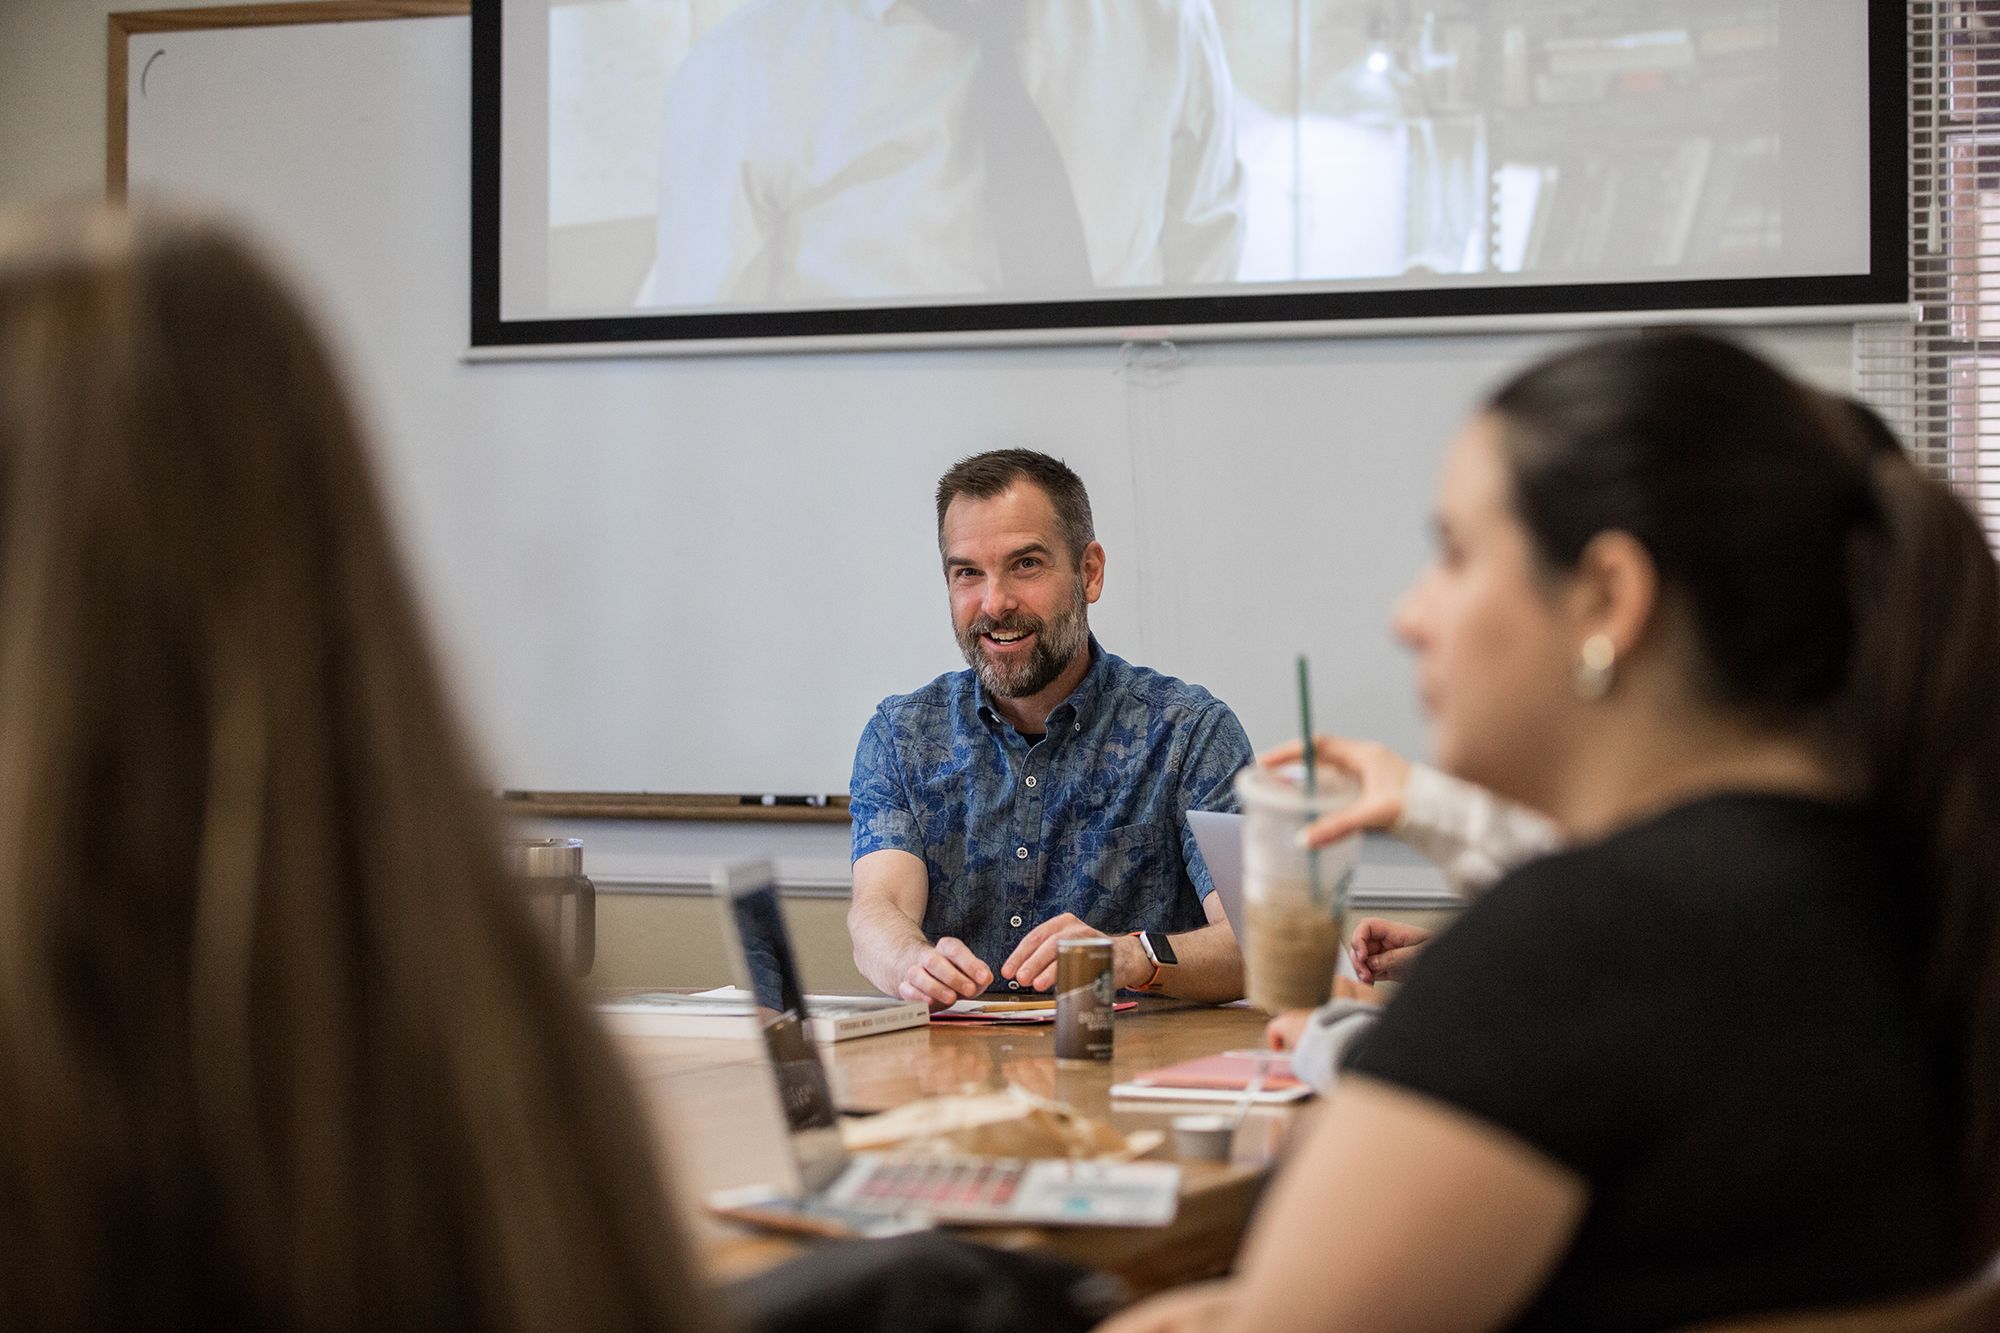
[471,0,1904,350]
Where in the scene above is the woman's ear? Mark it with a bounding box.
[1568,530,1659,659]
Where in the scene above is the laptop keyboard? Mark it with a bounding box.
[846,1157,1027,1212]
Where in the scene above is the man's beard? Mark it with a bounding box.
[956,579,1091,700]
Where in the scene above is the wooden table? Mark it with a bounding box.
[612,1000,1302,1295]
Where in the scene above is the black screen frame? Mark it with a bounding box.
[470,0,1908,351]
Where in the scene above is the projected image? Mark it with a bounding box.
[541,1,1824,312]
[497,0,1883,335]
[1218,0,1797,284]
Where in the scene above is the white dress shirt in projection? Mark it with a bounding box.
[638,0,1246,309]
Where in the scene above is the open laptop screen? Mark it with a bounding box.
[715,862,845,1187]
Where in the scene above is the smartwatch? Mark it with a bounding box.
[1131,930,1178,992]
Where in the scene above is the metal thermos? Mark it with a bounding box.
[502,837,597,977]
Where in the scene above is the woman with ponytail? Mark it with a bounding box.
[1105,332,2000,1332]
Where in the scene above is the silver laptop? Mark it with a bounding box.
[706,861,1182,1233]
[1187,809,1248,939]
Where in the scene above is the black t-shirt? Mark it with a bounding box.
[1347,793,1966,1331]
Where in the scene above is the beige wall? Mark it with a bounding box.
[583,891,1457,995]
[587,892,873,993]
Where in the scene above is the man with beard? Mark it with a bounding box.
[848,450,1253,1007]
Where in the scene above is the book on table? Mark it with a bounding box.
[931,997,1139,1024]
[596,986,928,1042]
[1110,1049,1313,1105]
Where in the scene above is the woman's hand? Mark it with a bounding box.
[1349,917,1432,984]
[1264,1009,1313,1051]
[1257,735,1413,850]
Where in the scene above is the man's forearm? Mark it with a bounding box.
[847,895,933,997]
[1125,921,1244,1004]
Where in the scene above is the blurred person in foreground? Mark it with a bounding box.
[0,204,716,1330]
[1104,333,2000,1331]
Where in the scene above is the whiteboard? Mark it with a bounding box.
[121,13,1859,796]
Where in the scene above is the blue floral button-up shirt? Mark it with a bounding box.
[849,639,1253,986]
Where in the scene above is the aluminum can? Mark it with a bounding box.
[1055,937,1116,1063]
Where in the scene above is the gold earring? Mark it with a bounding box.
[1572,633,1616,701]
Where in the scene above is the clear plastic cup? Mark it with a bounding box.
[1234,764,1360,1013]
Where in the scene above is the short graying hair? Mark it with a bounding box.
[935,449,1095,566]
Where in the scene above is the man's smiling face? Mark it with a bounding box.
[942,481,1099,700]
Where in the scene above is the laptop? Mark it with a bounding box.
[704,860,1182,1235]
[1187,809,1248,938]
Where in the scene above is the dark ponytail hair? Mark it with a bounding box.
[1489,331,2000,1258]
[1845,413,2000,1256]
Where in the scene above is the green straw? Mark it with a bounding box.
[1296,654,1316,797]
[1297,655,1325,911]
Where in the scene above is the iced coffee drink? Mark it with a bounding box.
[1235,765,1359,1013]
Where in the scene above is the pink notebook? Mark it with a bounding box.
[1110,1049,1312,1104]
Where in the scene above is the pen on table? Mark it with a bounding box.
[1226,1051,1283,1131]
[740,794,829,806]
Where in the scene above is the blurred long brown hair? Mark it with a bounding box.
[0,204,716,1329]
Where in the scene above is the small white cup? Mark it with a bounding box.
[1171,1113,1235,1163]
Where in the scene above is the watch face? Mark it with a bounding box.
[1145,930,1178,967]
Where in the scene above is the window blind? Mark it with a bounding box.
[1856,0,2000,551]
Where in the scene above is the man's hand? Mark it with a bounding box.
[897,936,992,1010]
[1350,916,1432,984]
[1000,913,1147,992]
[1258,734,1413,851]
